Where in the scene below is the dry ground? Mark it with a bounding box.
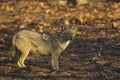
[0,0,120,80]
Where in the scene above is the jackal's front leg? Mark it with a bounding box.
[51,53,60,70]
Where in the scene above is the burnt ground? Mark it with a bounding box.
[0,0,120,80]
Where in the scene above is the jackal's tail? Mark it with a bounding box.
[10,45,16,62]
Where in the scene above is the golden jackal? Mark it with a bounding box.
[11,26,75,70]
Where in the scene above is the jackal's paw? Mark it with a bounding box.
[17,61,26,68]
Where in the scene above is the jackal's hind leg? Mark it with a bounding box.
[17,50,29,68]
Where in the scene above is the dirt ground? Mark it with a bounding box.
[0,0,120,80]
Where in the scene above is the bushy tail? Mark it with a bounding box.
[10,45,16,63]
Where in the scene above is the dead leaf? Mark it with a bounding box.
[70,53,77,57]
[6,5,14,12]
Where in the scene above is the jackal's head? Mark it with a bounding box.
[58,25,75,42]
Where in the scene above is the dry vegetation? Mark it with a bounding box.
[0,0,120,80]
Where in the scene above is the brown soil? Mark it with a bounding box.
[0,0,120,80]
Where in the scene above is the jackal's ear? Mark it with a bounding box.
[71,24,75,30]
[61,25,67,31]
